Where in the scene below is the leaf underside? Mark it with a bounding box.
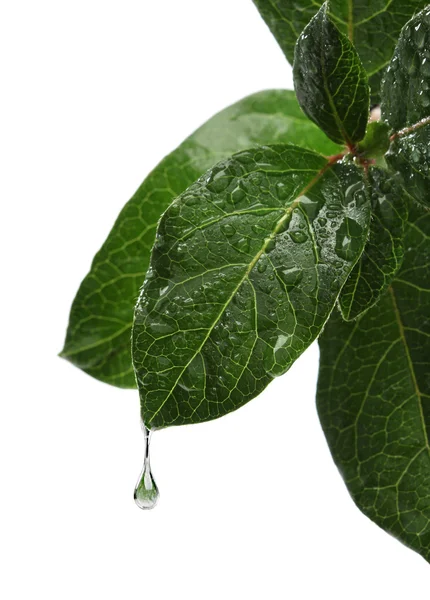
[60,90,340,388]
[293,3,369,147]
[338,167,408,321]
[317,205,430,562]
[132,145,370,430]
[252,0,428,102]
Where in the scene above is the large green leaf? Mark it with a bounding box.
[383,7,430,208]
[338,167,408,321]
[252,0,428,102]
[132,145,370,429]
[317,205,430,562]
[60,90,340,388]
[293,3,369,146]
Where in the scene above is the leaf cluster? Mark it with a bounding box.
[61,1,430,562]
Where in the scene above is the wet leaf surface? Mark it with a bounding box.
[293,3,369,146]
[60,90,340,388]
[252,0,428,102]
[132,145,370,429]
[383,7,430,208]
[339,167,408,321]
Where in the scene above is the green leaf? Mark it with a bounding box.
[293,3,369,147]
[132,145,370,429]
[60,90,341,388]
[357,121,390,159]
[338,167,408,321]
[317,204,430,562]
[252,0,428,102]
[382,7,430,208]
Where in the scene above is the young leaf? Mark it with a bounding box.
[338,168,408,321]
[357,121,391,159]
[382,7,430,208]
[60,90,341,388]
[293,2,369,147]
[132,145,370,429]
[317,205,430,562]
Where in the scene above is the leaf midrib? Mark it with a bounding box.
[146,159,333,425]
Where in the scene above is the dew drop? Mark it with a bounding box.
[335,218,364,262]
[207,169,233,193]
[235,151,254,165]
[300,196,321,220]
[257,257,268,273]
[317,217,327,226]
[414,22,427,49]
[230,185,246,204]
[234,237,250,253]
[289,230,308,243]
[221,223,236,237]
[379,178,393,194]
[420,93,430,108]
[134,423,159,510]
[276,182,290,200]
[279,266,303,288]
[265,238,277,253]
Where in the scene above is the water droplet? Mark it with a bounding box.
[422,58,430,76]
[257,257,268,273]
[300,196,321,220]
[183,194,198,206]
[335,218,364,262]
[207,168,233,193]
[354,189,367,207]
[134,423,159,510]
[276,182,290,200]
[221,223,236,237]
[279,266,303,288]
[318,217,327,226]
[379,178,392,194]
[420,93,430,108]
[289,230,308,243]
[234,237,250,253]
[251,223,264,234]
[265,238,276,253]
[326,211,339,219]
[235,151,254,165]
[414,22,427,49]
[230,185,246,204]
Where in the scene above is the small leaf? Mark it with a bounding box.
[293,2,369,146]
[382,7,430,208]
[357,121,390,159]
[252,0,428,102]
[132,145,370,429]
[317,205,430,562]
[60,90,340,388]
[338,167,408,321]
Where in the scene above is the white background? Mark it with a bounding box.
[1,1,428,598]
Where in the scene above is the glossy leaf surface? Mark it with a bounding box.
[132,146,370,429]
[293,3,369,146]
[339,168,408,321]
[317,205,430,562]
[383,7,430,208]
[60,90,340,388]
[252,0,427,102]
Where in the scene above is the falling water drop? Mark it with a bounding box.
[134,423,159,510]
